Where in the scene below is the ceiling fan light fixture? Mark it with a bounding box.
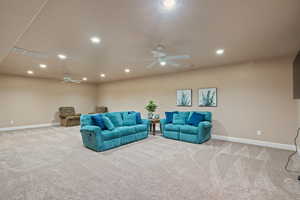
[124,68,131,73]
[82,77,87,81]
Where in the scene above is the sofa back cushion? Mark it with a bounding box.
[178,112,190,123]
[103,116,115,130]
[91,114,106,130]
[123,112,137,126]
[187,112,205,126]
[172,114,186,125]
[165,111,178,123]
[106,112,123,127]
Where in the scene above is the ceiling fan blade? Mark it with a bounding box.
[165,55,190,60]
[167,61,180,67]
[71,80,81,84]
[146,61,158,68]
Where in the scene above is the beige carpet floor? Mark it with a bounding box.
[0,126,300,200]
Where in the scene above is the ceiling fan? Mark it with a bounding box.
[146,44,190,68]
[62,75,81,84]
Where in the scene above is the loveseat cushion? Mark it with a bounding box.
[181,125,199,135]
[165,124,181,132]
[101,130,120,140]
[134,124,148,132]
[116,126,136,136]
[187,112,205,126]
[165,111,178,123]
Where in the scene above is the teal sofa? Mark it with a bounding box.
[160,111,212,144]
[80,112,150,152]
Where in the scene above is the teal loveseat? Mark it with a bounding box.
[80,112,150,152]
[160,111,212,144]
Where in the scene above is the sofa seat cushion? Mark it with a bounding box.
[116,126,136,136]
[134,124,148,132]
[101,130,120,140]
[165,124,181,132]
[181,125,199,135]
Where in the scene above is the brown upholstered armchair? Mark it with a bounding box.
[96,106,108,113]
[59,107,81,127]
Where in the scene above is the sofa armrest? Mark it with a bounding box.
[81,125,102,133]
[142,119,150,125]
[75,113,81,116]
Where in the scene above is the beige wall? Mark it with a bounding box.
[97,57,299,145]
[0,75,97,127]
[297,100,300,126]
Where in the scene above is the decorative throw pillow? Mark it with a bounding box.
[187,112,205,126]
[135,112,143,124]
[172,114,185,125]
[123,113,137,126]
[128,111,143,124]
[91,114,106,130]
[102,116,115,130]
[106,112,123,127]
[165,111,178,123]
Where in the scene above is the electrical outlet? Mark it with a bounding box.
[10,120,14,125]
[257,130,262,136]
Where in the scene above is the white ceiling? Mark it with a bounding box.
[0,0,300,83]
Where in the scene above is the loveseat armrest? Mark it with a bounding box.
[198,121,212,140]
[198,121,212,129]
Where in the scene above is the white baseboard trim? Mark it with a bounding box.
[212,134,296,151]
[0,123,60,132]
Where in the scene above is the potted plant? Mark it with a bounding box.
[145,100,157,119]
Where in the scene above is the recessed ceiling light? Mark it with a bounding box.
[160,61,167,66]
[82,77,87,81]
[100,73,106,78]
[58,54,67,60]
[216,49,225,55]
[163,0,176,9]
[39,64,47,68]
[90,37,101,44]
[124,68,131,73]
[27,70,34,75]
